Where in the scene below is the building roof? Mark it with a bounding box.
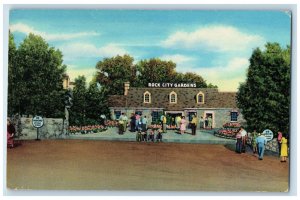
[108,87,238,110]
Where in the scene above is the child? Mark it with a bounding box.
[142,130,148,142]
[136,121,143,142]
[148,129,155,142]
[156,128,163,142]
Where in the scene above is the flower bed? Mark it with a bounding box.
[214,122,241,139]
[69,125,107,134]
[148,124,162,130]
[223,122,241,128]
[104,120,119,127]
[166,125,178,130]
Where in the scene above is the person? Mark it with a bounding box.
[142,116,148,132]
[7,119,15,148]
[135,113,141,131]
[191,114,198,135]
[161,114,167,133]
[136,128,142,142]
[204,117,208,129]
[277,131,283,157]
[118,114,125,135]
[130,113,136,132]
[180,116,186,135]
[199,116,204,129]
[122,113,128,132]
[239,127,247,153]
[148,129,155,142]
[100,114,106,126]
[160,114,165,127]
[156,128,163,142]
[207,116,212,129]
[141,129,148,142]
[235,130,242,153]
[251,130,258,155]
[280,133,288,162]
[175,116,181,129]
[256,133,267,160]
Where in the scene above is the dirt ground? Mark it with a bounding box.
[6,140,289,192]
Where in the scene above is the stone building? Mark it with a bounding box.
[108,82,244,128]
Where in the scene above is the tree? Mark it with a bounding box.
[136,58,177,86]
[175,72,208,88]
[8,31,19,116]
[8,33,66,117]
[69,76,87,125]
[236,43,290,135]
[85,81,110,124]
[95,55,137,95]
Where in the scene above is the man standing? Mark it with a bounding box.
[199,116,204,129]
[142,116,148,132]
[239,127,247,153]
[122,113,128,132]
[256,133,267,160]
[118,113,125,135]
[161,114,167,133]
[191,114,198,135]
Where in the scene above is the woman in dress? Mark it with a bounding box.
[180,116,186,135]
[277,131,282,156]
[280,133,288,162]
[7,119,15,148]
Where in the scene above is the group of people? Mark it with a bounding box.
[136,128,163,142]
[236,128,288,162]
[199,116,213,129]
[118,112,213,137]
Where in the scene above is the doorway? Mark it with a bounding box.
[204,111,214,129]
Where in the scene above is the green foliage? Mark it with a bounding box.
[136,58,177,86]
[237,43,290,135]
[175,72,208,88]
[69,76,110,126]
[8,33,66,117]
[95,55,137,95]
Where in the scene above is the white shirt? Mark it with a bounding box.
[241,129,247,137]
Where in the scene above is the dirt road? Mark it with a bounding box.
[6,140,289,192]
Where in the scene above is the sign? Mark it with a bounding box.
[32,116,44,128]
[148,82,196,88]
[263,129,274,142]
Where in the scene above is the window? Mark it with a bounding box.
[114,111,121,120]
[151,111,162,123]
[196,91,205,104]
[169,91,177,103]
[144,91,151,103]
[188,112,197,121]
[230,112,238,122]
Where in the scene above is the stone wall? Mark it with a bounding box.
[16,117,64,140]
[265,138,279,153]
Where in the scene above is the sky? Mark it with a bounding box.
[9,10,291,92]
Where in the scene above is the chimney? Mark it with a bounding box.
[124,82,130,95]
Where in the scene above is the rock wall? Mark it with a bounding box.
[265,138,279,153]
[16,117,64,140]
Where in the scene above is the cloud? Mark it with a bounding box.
[160,54,195,66]
[10,23,99,41]
[60,42,129,59]
[66,66,96,83]
[196,57,249,92]
[161,25,265,52]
